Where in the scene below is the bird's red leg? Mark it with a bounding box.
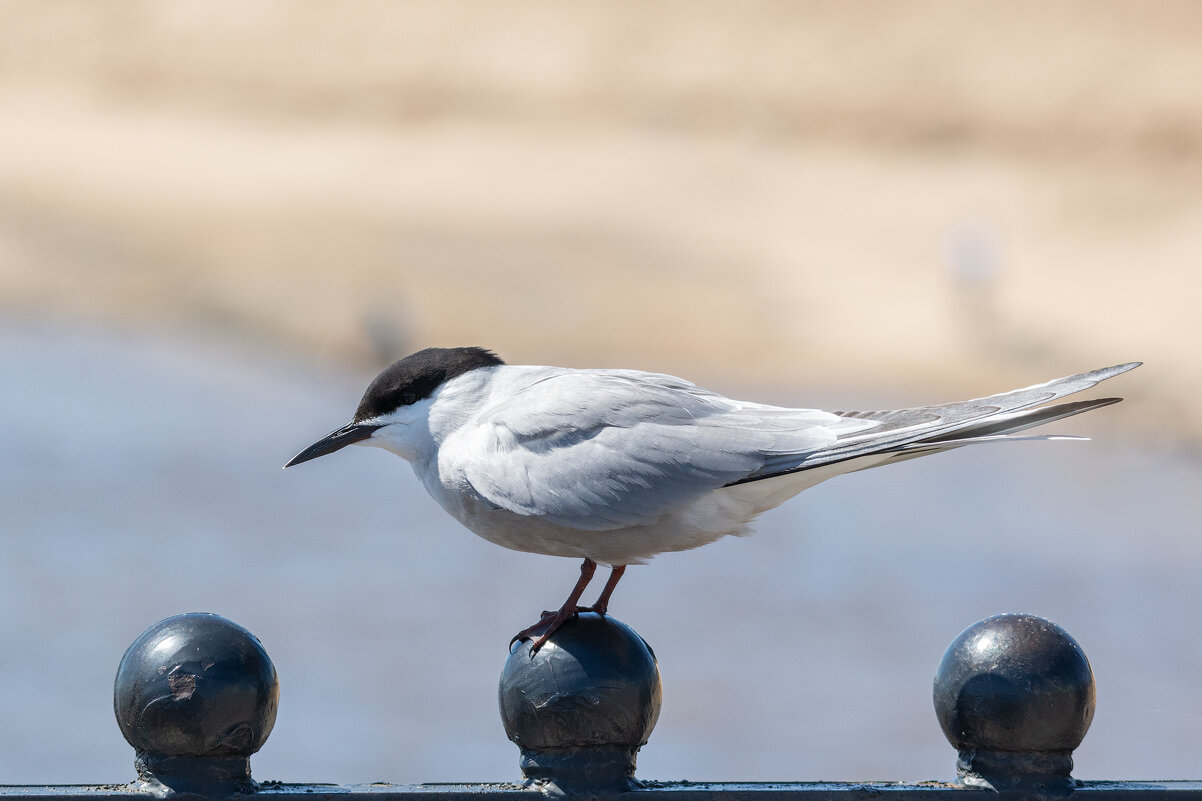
[588,565,626,616]
[512,558,597,653]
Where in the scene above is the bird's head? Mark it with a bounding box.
[284,346,504,467]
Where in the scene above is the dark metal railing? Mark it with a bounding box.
[1,610,1198,801]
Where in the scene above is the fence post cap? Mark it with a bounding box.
[499,613,661,794]
[114,612,279,795]
[933,613,1095,794]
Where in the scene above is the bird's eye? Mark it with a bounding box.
[401,391,418,405]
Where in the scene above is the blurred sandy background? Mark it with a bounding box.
[2,0,1199,433]
[2,0,1202,787]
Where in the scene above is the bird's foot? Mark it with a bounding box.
[510,609,573,654]
[512,605,605,655]
[535,605,604,618]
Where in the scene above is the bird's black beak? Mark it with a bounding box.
[284,422,383,468]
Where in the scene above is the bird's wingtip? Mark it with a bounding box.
[1080,361,1141,384]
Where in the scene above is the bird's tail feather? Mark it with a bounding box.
[918,397,1122,443]
[859,433,1087,470]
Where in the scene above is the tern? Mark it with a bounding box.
[286,348,1138,651]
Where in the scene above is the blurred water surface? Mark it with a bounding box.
[2,319,1200,785]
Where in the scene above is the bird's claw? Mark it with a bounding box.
[510,605,605,655]
[510,620,563,656]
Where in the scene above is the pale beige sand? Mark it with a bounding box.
[1,2,1198,440]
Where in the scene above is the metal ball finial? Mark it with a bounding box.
[499,613,661,794]
[114,613,279,794]
[933,613,1095,794]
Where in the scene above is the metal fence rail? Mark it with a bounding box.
[1,611,1197,800]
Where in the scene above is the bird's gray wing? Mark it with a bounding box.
[729,362,1140,485]
[454,369,858,530]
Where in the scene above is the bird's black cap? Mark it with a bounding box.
[353,346,505,421]
[284,347,504,468]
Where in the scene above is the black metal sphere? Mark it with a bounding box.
[500,613,661,751]
[114,613,279,759]
[933,613,1095,753]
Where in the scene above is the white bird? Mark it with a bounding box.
[286,348,1138,651]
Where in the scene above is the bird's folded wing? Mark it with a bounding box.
[453,370,850,530]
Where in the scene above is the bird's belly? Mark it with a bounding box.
[431,481,800,567]
[418,456,846,566]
